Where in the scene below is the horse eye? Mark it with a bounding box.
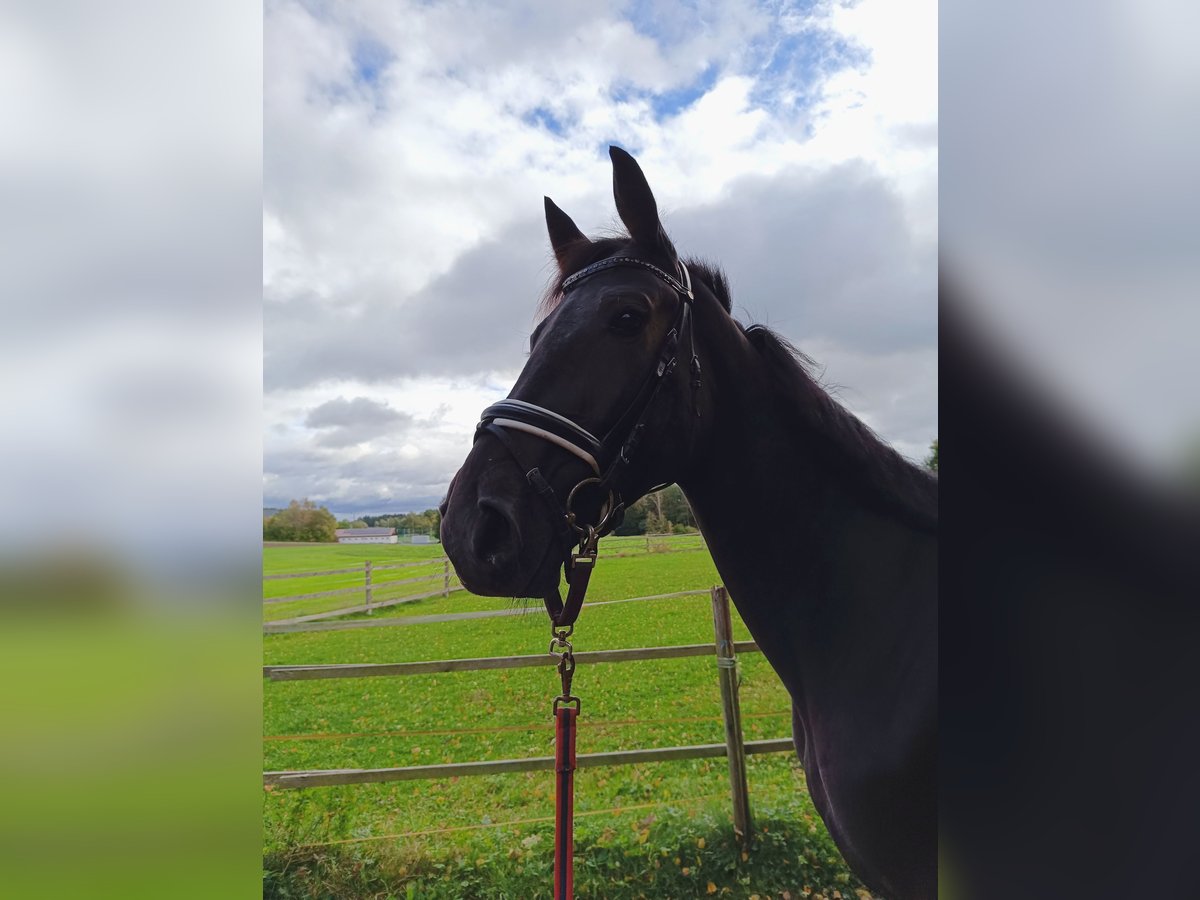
[609,309,645,336]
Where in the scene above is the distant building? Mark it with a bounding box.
[411,534,435,544]
[335,527,398,544]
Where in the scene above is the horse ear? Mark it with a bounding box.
[544,196,590,271]
[610,146,676,256]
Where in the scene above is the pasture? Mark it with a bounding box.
[263,542,865,899]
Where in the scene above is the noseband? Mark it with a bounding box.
[474,255,700,627]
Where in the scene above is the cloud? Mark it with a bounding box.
[262,0,904,315]
[264,215,552,390]
[263,377,508,515]
[672,161,936,354]
[263,441,459,516]
[303,395,412,447]
[266,160,936,421]
[305,395,404,428]
[263,0,939,511]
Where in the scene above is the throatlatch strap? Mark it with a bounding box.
[554,704,578,900]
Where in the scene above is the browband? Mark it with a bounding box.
[560,256,694,300]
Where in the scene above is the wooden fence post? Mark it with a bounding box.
[443,560,450,597]
[711,585,753,841]
[364,561,373,614]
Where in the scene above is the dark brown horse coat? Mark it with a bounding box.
[441,147,937,899]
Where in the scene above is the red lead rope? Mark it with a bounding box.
[551,624,580,900]
[553,702,578,899]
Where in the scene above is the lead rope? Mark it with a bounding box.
[551,626,579,899]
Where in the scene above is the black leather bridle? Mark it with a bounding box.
[475,254,700,627]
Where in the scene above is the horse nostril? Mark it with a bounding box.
[474,500,520,570]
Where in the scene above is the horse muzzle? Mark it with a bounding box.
[440,456,562,598]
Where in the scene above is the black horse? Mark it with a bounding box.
[440,147,937,900]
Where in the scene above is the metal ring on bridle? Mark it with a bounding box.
[564,477,616,535]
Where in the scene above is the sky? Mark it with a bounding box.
[2,0,1192,563]
[263,0,939,518]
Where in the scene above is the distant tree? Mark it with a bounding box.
[355,508,441,536]
[612,485,694,535]
[406,512,435,533]
[263,499,338,542]
[613,499,648,536]
[645,491,668,534]
[348,519,368,529]
[660,484,696,531]
[925,438,938,472]
[263,514,285,541]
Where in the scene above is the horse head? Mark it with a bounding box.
[439,147,716,599]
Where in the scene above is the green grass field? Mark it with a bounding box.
[262,538,710,623]
[263,542,867,899]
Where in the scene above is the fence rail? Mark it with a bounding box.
[263,540,706,619]
[263,588,711,635]
[263,583,369,603]
[264,640,759,681]
[264,586,786,838]
[372,559,449,571]
[263,558,460,628]
[265,560,450,602]
[263,565,369,581]
[266,585,463,627]
[265,738,794,790]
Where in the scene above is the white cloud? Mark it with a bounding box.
[265,0,939,511]
[263,375,512,514]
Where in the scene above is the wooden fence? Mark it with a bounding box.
[264,586,791,840]
[262,541,703,633]
[263,558,462,629]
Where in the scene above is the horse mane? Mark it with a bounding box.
[651,259,935,534]
[537,242,934,531]
[744,324,938,533]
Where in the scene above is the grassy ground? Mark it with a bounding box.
[263,543,869,899]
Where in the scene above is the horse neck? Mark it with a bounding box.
[679,329,937,709]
